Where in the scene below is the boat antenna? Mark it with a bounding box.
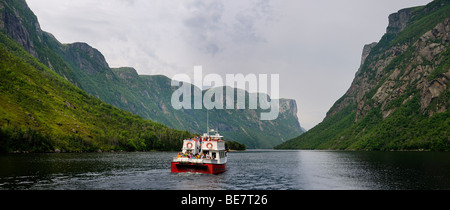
[207,109,209,135]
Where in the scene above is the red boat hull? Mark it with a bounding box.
[171,162,226,174]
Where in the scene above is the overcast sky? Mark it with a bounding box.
[27,0,433,130]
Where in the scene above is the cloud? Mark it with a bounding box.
[180,0,277,56]
[182,0,225,55]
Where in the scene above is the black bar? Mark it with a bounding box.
[0,190,446,209]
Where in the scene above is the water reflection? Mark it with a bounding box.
[0,150,449,190]
[296,151,450,190]
[296,151,384,189]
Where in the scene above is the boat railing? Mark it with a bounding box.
[173,157,223,164]
[173,157,190,163]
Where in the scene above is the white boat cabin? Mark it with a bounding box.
[175,129,227,164]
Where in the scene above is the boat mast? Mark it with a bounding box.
[207,109,209,135]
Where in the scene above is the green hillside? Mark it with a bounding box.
[0,32,191,153]
[0,0,303,149]
[276,0,450,151]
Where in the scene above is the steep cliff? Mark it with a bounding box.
[0,27,191,153]
[0,0,79,85]
[276,0,449,151]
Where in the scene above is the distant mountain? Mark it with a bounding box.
[276,0,449,151]
[110,68,303,148]
[0,0,303,149]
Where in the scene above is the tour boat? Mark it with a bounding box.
[171,129,227,174]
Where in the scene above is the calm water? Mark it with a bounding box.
[0,150,449,190]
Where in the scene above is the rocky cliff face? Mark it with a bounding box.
[360,42,378,66]
[0,0,80,85]
[387,8,414,34]
[357,18,449,121]
[328,2,449,121]
[277,0,449,151]
[0,0,38,57]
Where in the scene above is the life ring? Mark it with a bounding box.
[187,142,193,149]
[206,143,213,149]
